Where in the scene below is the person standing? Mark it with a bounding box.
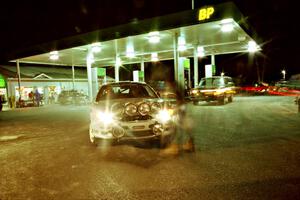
[35,89,41,107]
[160,86,195,156]
[0,95,3,111]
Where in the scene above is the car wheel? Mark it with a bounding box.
[228,95,233,103]
[218,97,225,105]
[159,135,173,148]
[193,101,199,105]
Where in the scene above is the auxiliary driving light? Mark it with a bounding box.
[97,112,114,124]
[156,109,173,123]
[153,124,163,135]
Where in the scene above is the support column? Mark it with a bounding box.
[91,67,99,99]
[115,55,120,82]
[193,46,199,87]
[16,60,21,99]
[86,51,93,103]
[211,54,215,75]
[174,32,184,96]
[173,32,179,84]
[72,64,75,90]
[140,57,145,82]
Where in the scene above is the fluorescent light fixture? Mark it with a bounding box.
[49,51,59,60]
[91,43,102,53]
[221,18,233,24]
[49,54,59,60]
[197,46,205,57]
[248,41,258,52]
[126,46,135,58]
[178,36,187,51]
[221,23,234,32]
[220,18,234,32]
[151,52,159,62]
[126,51,135,58]
[178,45,187,51]
[148,31,160,43]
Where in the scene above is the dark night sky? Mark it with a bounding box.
[0,0,298,83]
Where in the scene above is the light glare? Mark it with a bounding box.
[248,41,258,52]
[221,23,234,32]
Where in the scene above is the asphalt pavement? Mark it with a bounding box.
[1,96,300,200]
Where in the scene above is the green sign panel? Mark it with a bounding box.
[184,59,190,69]
[138,71,144,79]
[97,68,106,76]
[212,64,216,75]
[0,74,6,88]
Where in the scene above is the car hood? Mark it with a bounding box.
[92,98,162,111]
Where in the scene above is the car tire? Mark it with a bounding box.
[218,97,225,105]
[193,101,199,105]
[159,135,173,148]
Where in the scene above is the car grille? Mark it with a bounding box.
[120,115,152,122]
[125,130,154,137]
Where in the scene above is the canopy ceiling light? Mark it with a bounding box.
[91,42,102,53]
[148,31,160,43]
[126,45,135,58]
[197,46,205,57]
[49,51,59,60]
[151,52,159,62]
[220,18,234,32]
[247,41,259,52]
[178,36,187,51]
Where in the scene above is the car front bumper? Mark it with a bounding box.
[90,119,174,141]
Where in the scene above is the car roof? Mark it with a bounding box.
[201,76,232,79]
[101,81,147,87]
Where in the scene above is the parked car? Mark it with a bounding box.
[58,90,88,105]
[89,81,176,147]
[189,76,236,105]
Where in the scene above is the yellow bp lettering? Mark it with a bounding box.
[199,9,207,20]
[207,7,214,18]
[198,7,215,21]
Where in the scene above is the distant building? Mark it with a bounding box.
[0,65,113,105]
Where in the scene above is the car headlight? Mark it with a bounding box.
[156,109,174,123]
[191,89,199,95]
[97,111,114,124]
[151,102,161,113]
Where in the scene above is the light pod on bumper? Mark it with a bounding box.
[138,103,151,116]
[125,103,138,116]
[151,102,161,113]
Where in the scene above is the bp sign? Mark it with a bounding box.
[0,74,6,88]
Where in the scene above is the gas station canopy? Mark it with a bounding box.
[13,2,259,67]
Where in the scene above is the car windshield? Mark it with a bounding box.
[199,77,226,88]
[96,83,158,101]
